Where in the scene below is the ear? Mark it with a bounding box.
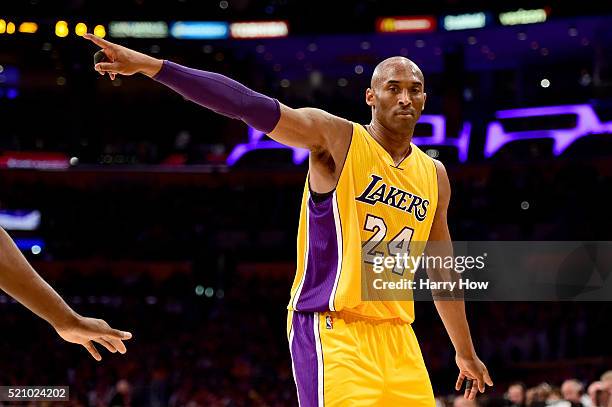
[422,92,427,112]
[365,88,375,108]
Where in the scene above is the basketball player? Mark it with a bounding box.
[0,226,132,361]
[85,32,493,405]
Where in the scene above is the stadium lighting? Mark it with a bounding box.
[0,152,70,169]
[485,104,612,157]
[412,116,471,163]
[376,16,436,33]
[18,22,38,33]
[109,21,168,38]
[227,126,309,166]
[13,238,45,253]
[75,22,87,36]
[0,19,6,34]
[443,12,488,31]
[55,21,69,37]
[230,21,289,39]
[93,24,106,38]
[170,21,229,40]
[499,8,548,26]
[6,22,15,34]
[0,210,42,231]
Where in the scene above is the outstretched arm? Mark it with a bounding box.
[0,227,132,361]
[84,34,352,191]
[427,160,493,400]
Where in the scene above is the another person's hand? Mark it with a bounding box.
[84,33,162,79]
[54,313,133,361]
[455,353,493,400]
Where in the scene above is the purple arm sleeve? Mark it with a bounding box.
[153,60,281,133]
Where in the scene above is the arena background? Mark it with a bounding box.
[1,0,611,406]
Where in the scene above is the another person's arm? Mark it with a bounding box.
[0,227,132,361]
[426,160,493,400]
[83,34,352,192]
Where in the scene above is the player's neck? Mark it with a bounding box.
[366,120,414,166]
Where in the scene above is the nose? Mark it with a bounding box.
[398,89,411,106]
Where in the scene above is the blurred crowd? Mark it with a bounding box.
[0,272,295,407]
[2,159,612,264]
[440,374,612,407]
[0,270,610,406]
[1,147,610,407]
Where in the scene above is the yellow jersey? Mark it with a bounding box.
[288,122,439,323]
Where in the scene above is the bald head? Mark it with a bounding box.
[365,55,427,135]
[371,56,425,89]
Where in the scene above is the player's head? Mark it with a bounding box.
[366,56,427,135]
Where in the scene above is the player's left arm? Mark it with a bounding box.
[0,227,133,361]
[427,160,493,400]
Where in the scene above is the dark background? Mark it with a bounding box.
[1,1,611,406]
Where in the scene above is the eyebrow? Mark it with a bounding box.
[386,80,423,87]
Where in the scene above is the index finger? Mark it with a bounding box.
[83,33,114,49]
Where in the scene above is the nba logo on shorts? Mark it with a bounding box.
[325,315,333,329]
